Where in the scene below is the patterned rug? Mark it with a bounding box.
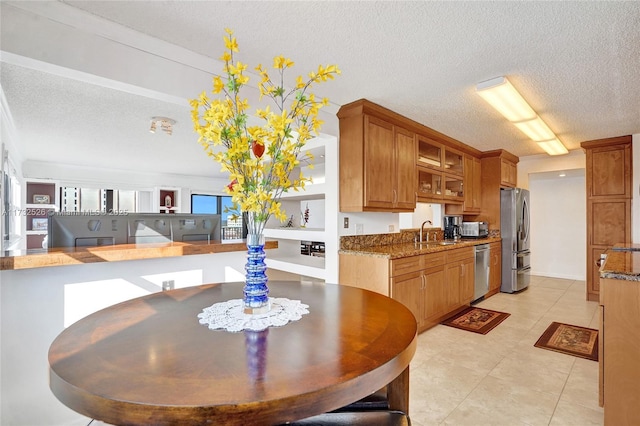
[441,307,511,335]
[534,322,598,361]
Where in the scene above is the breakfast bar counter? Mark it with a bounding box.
[599,243,640,281]
[1,239,278,271]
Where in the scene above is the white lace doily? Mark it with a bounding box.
[197,298,310,332]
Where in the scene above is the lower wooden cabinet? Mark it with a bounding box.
[340,247,478,332]
[445,247,475,306]
[600,276,640,424]
[488,242,502,295]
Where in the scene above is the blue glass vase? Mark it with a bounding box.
[243,233,271,314]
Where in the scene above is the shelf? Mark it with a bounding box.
[25,203,57,210]
[265,254,326,280]
[279,183,326,200]
[26,230,47,235]
[264,228,325,241]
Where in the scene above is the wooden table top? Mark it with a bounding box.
[48,281,418,425]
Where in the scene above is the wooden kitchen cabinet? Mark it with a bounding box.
[444,147,464,176]
[339,247,477,333]
[417,167,443,202]
[462,154,482,214]
[338,100,417,212]
[500,158,517,188]
[479,150,520,232]
[445,247,475,306]
[600,276,640,424]
[488,241,502,296]
[581,135,632,301]
[417,136,443,170]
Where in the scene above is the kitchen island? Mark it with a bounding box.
[0,239,276,425]
[598,244,640,426]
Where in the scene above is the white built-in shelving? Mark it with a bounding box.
[24,179,59,249]
[263,134,338,282]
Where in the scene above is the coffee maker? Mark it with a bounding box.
[444,215,462,240]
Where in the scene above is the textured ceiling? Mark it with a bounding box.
[2,1,639,178]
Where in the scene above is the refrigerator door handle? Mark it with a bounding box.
[517,266,532,274]
[522,196,530,244]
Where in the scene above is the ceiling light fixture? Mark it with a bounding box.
[476,76,568,156]
[150,117,176,136]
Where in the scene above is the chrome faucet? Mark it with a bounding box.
[420,220,432,242]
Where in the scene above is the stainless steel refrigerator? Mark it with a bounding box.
[500,188,531,293]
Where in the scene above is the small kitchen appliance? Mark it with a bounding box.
[460,221,489,238]
[443,215,462,240]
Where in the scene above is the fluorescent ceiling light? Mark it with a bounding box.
[476,76,536,122]
[513,116,556,142]
[537,139,569,156]
[476,76,568,156]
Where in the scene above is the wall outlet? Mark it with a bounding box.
[343,217,349,228]
[162,280,175,291]
[388,225,395,232]
[356,223,364,235]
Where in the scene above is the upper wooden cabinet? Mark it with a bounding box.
[479,150,519,232]
[444,147,464,176]
[338,101,417,212]
[583,137,632,199]
[581,135,632,302]
[417,136,443,170]
[463,155,482,214]
[500,158,517,188]
[338,99,484,212]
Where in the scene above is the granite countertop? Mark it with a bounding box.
[600,243,640,282]
[339,236,501,259]
[1,240,278,271]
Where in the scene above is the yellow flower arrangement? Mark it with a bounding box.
[190,29,340,235]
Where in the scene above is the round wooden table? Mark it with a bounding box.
[48,282,417,425]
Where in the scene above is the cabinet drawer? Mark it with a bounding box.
[391,252,445,277]
[391,256,423,276]
[445,247,474,263]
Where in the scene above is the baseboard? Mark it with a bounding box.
[530,271,585,281]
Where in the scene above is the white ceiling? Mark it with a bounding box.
[1,1,639,179]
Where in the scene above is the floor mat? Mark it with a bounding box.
[441,307,510,335]
[534,322,598,361]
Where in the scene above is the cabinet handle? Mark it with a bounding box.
[461,264,464,277]
[393,189,397,204]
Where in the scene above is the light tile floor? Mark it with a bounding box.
[409,275,603,426]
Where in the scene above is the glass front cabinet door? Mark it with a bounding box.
[417,137,443,170]
[417,168,443,202]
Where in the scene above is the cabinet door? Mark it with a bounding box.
[417,168,443,202]
[363,115,395,209]
[463,155,481,213]
[460,257,475,304]
[417,137,443,170]
[500,159,517,188]
[587,143,631,198]
[444,262,462,312]
[489,242,502,293]
[444,147,464,176]
[394,126,417,210]
[391,271,424,327]
[423,266,446,321]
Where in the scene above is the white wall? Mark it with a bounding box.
[1,251,248,426]
[529,170,586,280]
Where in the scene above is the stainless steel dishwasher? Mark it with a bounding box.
[474,244,490,301]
